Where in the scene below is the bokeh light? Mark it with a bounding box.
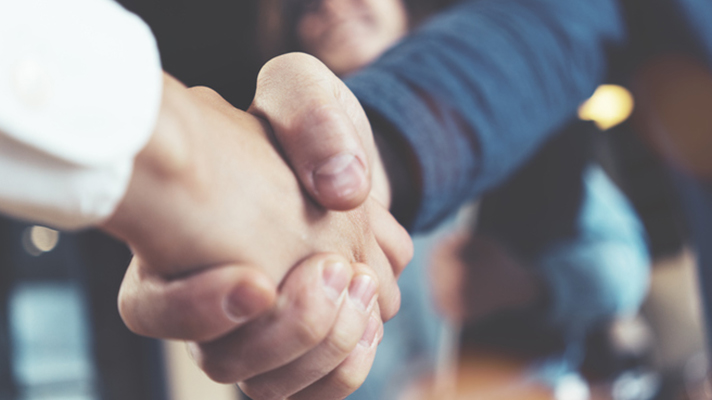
[22,225,60,256]
[578,85,635,131]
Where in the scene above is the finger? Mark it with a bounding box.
[249,53,374,210]
[288,305,384,400]
[239,263,379,400]
[193,253,354,383]
[362,236,399,323]
[370,200,414,278]
[367,200,412,321]
[118,257,277,342]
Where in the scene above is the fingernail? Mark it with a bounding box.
[359,315,379,346]
[349,275,377,312]
[313,153,366,200]
[323,260,350,302]
[225,283,267,324]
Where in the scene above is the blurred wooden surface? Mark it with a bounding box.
[160,249,703,400]
[395,349,555,400]
[395,348,624,400]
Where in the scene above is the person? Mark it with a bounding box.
[112,0,709,397]
[97,0,709,396]
[116,0,712,396]
[18,0,708,398]
[242,0,711,234]
[255,0,709,396]
[301,1,712,373]
[248,0,712,332]
[0,1,415,399]
[256,0,650,397]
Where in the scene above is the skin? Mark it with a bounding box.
[108,71,413,399]
[296,0,409,76]
[294,0,546,326]
[111,2,417,397]
[105,75,407,293]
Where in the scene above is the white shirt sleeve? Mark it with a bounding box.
[0,0,162,230]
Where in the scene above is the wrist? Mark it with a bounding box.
[101,74,195,245]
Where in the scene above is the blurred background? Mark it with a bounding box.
[1,0,711,399]
[0,92,707,399]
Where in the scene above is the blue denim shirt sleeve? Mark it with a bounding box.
[345,0,628,232]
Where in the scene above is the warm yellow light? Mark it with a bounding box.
[578,84,635,130]
[22,225,60,256]
[31,226,59,252]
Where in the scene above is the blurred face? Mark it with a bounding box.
[295,0,409,76]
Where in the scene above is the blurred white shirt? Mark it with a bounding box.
[0,0,162,230]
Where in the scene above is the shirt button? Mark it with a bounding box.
[13,58,53,109]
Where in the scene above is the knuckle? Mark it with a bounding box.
[323,323,360,358]
[293,102,347,139]
[292,308,332,349]
[189,85,217,95]
[309,103,343,126]
[188,85,221,101]
[286,290,337,348]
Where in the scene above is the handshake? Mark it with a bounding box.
[101,53,413,400]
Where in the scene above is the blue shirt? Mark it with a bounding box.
[346,0,712,232]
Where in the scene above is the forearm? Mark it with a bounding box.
[348,0,628,232]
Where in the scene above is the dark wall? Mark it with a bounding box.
[118,0,262,110]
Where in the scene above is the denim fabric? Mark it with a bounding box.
[346,0,628,232]
[346,0,712,233]
[342,1,711,397]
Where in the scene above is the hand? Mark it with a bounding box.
[248,53,416,321]
[205,254,385,399]
[249,52,392,210]
[123,252,385,399]
[104,73,411,323]
[104,74,412,399]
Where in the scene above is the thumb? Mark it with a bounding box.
[249,52,374,211]
[118,257,277,342]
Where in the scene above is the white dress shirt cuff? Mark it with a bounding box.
[0,0,162,229]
